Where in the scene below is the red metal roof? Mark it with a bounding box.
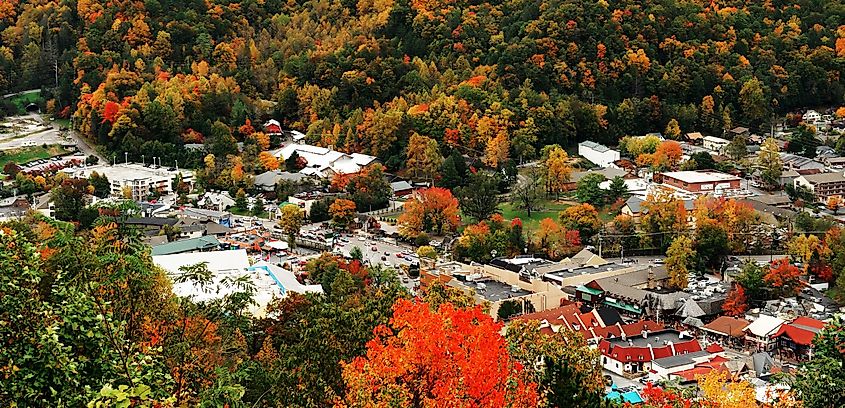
[773,317,826,346]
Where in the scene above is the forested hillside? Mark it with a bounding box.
[1,0,843,169]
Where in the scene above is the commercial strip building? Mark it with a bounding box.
[273,143,377,178]
[655,170,742,195]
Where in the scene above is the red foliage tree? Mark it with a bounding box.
[101,101,121,123]
[722,285,748,317]
[764,258,803,296]
[340,299,539,407]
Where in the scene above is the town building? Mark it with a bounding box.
[794,171,845,201]
[254,170,314,192]
[578,141,620,168]
[599,329,703,376]
[274,143,377,178]
[685,132,704,144]
[772,316,825,361]
[729,127,750,138]
[150,235,221,256]
[703,136,730,153]
[263,119,283,136]
[62,163,193,201]
[743,315,786,353]
[152,249,321,315]
[802,110,821,123]
[702,316,750,348]
[656,170,741,195]
[781,153,825,171]
[0,196,30,222]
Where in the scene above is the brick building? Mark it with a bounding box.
[656,171,741,194]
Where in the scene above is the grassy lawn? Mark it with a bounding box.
[498,199,620,231]
[230,207,270,219]
[51,117,71,128]
[498,200,572,231]
[0,144,71,165]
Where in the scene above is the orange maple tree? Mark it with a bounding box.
[398,187,460,237]
[764,258,803,296]
[340,299,539,407]
[722,285,748,316]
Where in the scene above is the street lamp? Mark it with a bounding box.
[124,151,128,164]
[142,155,145,165]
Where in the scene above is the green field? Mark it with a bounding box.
[498,200,572,231]
[0,145,70,165]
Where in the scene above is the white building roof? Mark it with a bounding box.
[291,130,307,141]
[275,143,377,176]
[743,315,785,337]
[153,249,252,304]
[703,136,730,144]
[661,171,740,184]
[251,261,323,296]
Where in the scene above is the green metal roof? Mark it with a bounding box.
[576,285,603,296]
[151,235,220,256]
[603,299,642,314]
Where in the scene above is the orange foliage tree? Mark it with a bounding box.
[398,187,460,238]
[765,258,803,296]
[258,151,280,170]
[339,299,539,407]
[329,198,357,229]
[722,285,748,317]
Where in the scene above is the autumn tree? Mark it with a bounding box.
[329,198,357,229]
[726,135,748,161]
[827,196,843,214]
[758,138,783,189]
[541,145,572,196]
[738,77,768,125]
[794,316,845,408]
[399,187,460,238]
[534,218,581,260]
[559,203,602,243]
[278,204,304,244]
[340,299,539,407]
[664,118,681,140]
[765,258,803,297]
[697,370,758,408]
[722,285,748,317]
[666,235,695,290]
[405,133,443,181]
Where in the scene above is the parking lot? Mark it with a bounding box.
[0,114,71,151]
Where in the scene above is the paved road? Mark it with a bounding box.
[66,128,106,163]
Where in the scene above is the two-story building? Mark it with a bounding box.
[599,329,703,376]
[655,171,742,195]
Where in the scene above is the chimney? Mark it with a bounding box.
[647,266,656,290]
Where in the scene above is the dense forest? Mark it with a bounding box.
[1,0,843,170]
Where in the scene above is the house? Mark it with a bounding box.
[651,349,727,383]
[390,180,415,197]
[773,316,825,361]
[656,170,742,195]
[749,194,792,208]
[744,315,786,352]
[802,110,821,124]
[738,199,796,224]
[510,303,610,342]
[794,171,845,201]
[599,329,703,376]
[600,177,649,197]
[274,143,377,178]
[729,127,750,138]
[685,132,704,144]
[578,141,620,168]
[0,196,30,222]
[702,316,750,348]
[703,136,731,153]
[263,119,282,135]
[254,170,314,192]
[197,192,236,212]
